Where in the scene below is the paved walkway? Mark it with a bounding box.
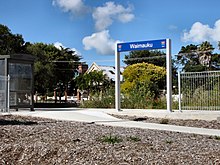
[4,108,220,137]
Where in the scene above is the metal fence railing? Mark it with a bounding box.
[178,71,220,111]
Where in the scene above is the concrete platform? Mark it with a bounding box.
[3,108,220,137]
[101,109,220,121]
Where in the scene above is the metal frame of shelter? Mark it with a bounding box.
[115,39,172,112]
[0,54,35,111]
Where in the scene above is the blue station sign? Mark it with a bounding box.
[117,39,166,52]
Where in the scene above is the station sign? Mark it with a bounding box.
[117,39,166,52]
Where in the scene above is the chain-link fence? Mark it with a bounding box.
[178,71,220,110]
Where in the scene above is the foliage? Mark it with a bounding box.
[124,50,166,67]
[121,63,166,99]
[127,136,141,142]
[75,70,111,96]
[182,83,220,108]
[176,41,220,72]
[0,24,82,95]
[80,63,178,109]
[214,136,220,140]
[165,139,173,144]
[25,42,81,95]
[34,61,56,94]
[100,134,142,144]
[80,87,115,108]
[81,86,179,109]
[100,134,122,144]
[0,24,26,54]
[180,71,220,110]
[123,50,178,89]
[121,89,168,109]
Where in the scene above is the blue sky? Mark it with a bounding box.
[1,0,220,67]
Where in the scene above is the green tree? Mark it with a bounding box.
[75,70,110,97]
[0,24,25,54]
[124,50,178,91]
[26,43,81,95]
[25,43,57,94]
[53,46,81,88]
[121,63,166,99]
[176,41,220,72]
[124,50,166,67]
[0,24,82,95]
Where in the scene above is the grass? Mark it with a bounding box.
[80,89,179,109]
[100,134,122,144]
[128,136,141,142]
[100,135,142,144]
[165,139,173,144]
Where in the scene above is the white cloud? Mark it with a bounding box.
[92,1,134,31]
[54,42,81,56]
[54,42,64,49]
[82,30,121,55]
[52,0,87,15]
[182,19,220,42]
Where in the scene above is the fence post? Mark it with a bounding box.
[178,71,182,112]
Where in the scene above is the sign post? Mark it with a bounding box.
[115,39,172,112]
[115,43,121,111]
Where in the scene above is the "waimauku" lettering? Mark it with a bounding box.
[130,43,153,49]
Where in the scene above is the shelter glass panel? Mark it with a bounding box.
[0,60,5,76]
[9,63,32,91]
[0,75,6,111]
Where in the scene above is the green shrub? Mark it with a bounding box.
[80,87,115,108]
[80,86,178,109]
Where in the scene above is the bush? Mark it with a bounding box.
[80,86,178,109]
[80,87,115,108]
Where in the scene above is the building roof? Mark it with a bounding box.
[86,62,124,81]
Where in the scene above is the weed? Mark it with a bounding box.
[159,118,169,124]
[165,139,173,144]
[101,134,122,144]
[214,136,220,140]
[128,136,141,142]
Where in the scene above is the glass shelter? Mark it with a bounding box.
[0,54,35,111]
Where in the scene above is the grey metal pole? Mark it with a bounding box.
[115,43,121,111]
[166,39,172,112]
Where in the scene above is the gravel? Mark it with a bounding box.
[1,114,220,165]
[111,114,220,130]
